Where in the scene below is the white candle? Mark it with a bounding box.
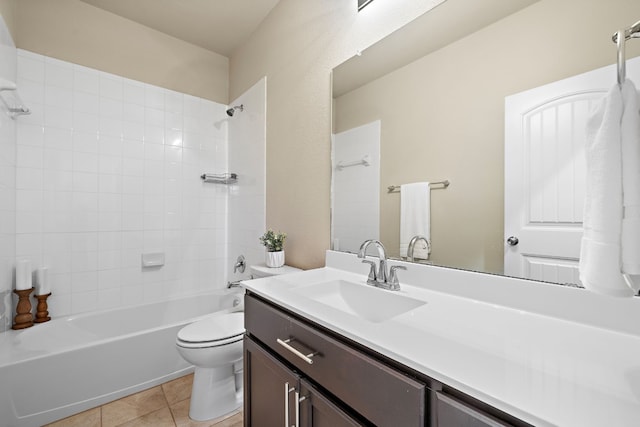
[37,267,50,295]
[15,260,32,291]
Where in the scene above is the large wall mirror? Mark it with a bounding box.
[331,0,640,285]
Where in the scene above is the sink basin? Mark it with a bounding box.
[293,280,426,323]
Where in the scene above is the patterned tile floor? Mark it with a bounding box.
[44,373,243,427]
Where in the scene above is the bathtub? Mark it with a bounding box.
[0,289,243,427]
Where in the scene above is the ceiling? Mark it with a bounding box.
[79,0,281,57]
[333,0,540,97]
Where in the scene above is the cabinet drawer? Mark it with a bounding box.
[245,294,426,426]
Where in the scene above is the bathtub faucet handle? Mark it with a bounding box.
[233,255,246,274]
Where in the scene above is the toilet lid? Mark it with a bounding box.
[177,312,244,343]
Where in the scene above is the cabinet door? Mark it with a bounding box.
[244,337,299,427]
[299,379,365,427]
[246,294,426,426]
[436,392,512,427]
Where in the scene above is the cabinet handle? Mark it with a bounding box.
[295,391,308,427]
[284,382,295,427]
[277,338,317,365]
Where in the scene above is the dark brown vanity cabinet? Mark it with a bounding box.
[244,293,426,426]
[244,292,531,427]
[244,337,362,426]
[435,392,513,427]
[243,337,299,426]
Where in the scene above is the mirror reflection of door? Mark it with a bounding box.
[504,57,640,284]
[332,121,381,253]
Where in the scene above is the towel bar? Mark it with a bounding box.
[612,19,640,85]
[387,180,449,193]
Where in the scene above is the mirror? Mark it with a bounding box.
[331,0,640,282]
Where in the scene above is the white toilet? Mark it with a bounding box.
[176,263,301,421]
[175,312,244,422]
[250,263,301,279]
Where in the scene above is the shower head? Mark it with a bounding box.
[226,104,244,117]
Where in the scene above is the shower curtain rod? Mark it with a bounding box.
[612,19,640,85]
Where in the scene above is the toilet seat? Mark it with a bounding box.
[176,312,244,349]
[177,334,243,349]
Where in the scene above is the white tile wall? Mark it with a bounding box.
[0,15,16,332]
[332,120,381,254]
[227,78,267,279]
[14,49,232,316]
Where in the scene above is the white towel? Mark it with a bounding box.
[400,182,431,259]
[579,80,640,296]
[620,81,640,288]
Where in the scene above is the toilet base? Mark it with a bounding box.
[189,364,243,422]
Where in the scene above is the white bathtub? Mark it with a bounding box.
[0,289,244,427]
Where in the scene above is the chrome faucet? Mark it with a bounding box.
[407,235,431,262]
[227,280,243,289]
[357,239,406,291]
[358,240,388,283]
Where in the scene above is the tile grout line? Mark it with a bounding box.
[163,384,178,427]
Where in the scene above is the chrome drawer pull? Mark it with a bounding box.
[277,338,317,365]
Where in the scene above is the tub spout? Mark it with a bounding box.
[227,280,243,289]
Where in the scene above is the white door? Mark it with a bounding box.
[504,57,640,284]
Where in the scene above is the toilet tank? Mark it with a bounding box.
[249,263,302,279]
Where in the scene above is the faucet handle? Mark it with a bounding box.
[388,265,407,289]
[233,255,246,273]
[361,260,377,282]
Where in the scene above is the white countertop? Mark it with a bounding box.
[243,251,640,427]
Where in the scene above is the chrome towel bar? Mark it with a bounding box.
[200,173,238,184]
[387,180,449,193]
[612,19,640,85]
[0,78,31,119]
[336,154,370,171]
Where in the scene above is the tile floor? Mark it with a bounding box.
[44,374,243,427]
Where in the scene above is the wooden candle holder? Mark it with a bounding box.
[12,287,34,330]
[34,292,52,323]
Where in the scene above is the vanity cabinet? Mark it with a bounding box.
[243,337,299,426]
[244,292,426,426]
[244,292,530,427]
[435,392,512,427]
[244,337,362,426]
[298,379,364,426]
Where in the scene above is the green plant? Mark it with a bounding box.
[259,229,286,252]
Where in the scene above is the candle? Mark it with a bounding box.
[15,260,32,291]
[37,267,50,295]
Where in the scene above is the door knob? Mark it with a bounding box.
[506,236,519,246]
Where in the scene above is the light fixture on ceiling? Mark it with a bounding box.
[358,0,374,11]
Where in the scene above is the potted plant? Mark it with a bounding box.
[259,229,286,268]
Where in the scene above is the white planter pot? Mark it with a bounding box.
[265,251,285,268]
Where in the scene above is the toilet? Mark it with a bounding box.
[249,263,302,279]
[176,263,301,421]
[175,312,244,421]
